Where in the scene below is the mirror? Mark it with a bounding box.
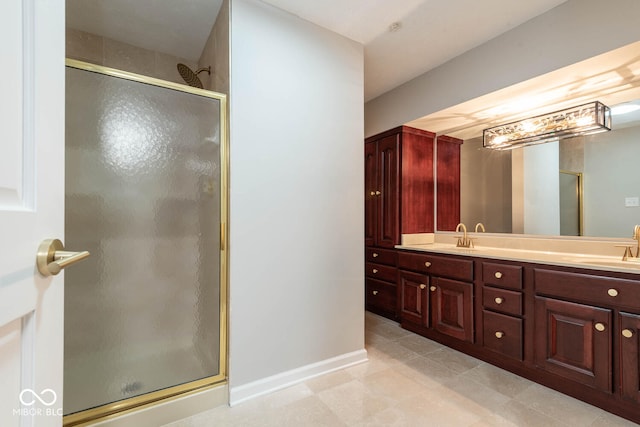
[405,41,640,239]
[458,101,640,238]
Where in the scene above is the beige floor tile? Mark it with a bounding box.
[394,332,444,355]
[244,395,347,427]
[515,383,607,426]
[393,354,459,388]
[365,338,420,363]
[460,362,532,398]
[440,375,511,414]
[422,346,483,374]
[369,321,413,341]
[317,379,391,424]
[343,354,391,379]
[471,399,568,427]
[305,369,355,393]
[590,412,640,426]
[358,368,431,401]
[395,392,484,427]
[364,328,390,346]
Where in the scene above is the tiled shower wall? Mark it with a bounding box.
[66,28,199,86]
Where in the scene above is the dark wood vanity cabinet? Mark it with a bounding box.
[480,261,524,361]
[534,296,612,392]
[365,247,397,319]
[393,249,640,423]
[397,251,474,342]
[364,126,435,248]
[364,126,435,319]
[619,312,640,403]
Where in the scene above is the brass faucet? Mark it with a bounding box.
[455,223,472,248]
[475,223,485,233]
[621,225,640,261]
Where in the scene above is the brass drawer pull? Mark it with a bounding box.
[494,272,503,279]
[372,269,378,274]
[495,331,504,339]
[419,284,426,289]
[372,253,379,258]
[429,285,436,292]
[595,323,606,332]
[369,191,375,196]
[424,261,432,267]
[375,191,381,195]
[494,297,504,305]
[372,290,379,295]
[622,329,634,338]
[607,288,618,297]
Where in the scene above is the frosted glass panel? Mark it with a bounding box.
[64,67,221,415]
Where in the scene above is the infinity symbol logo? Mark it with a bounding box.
[19,389,57,406]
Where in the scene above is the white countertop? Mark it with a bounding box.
[395,242,640,275]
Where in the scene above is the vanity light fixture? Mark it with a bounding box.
[483,101,611,150]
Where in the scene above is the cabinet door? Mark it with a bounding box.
[377,135,399,247]
[364,142,377,247]
[399,270,429,326]
[431,277,473,342]
[535,297,612,392]
[620,312,640,403]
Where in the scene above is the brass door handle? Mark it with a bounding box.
[375,191,381,195]
[494,297,504,305]
[494,272,503,279]
[419,284,426,289]
[372,253,379,258]
[429,285,436,292]
[372,290,379,295]
[595,322,606,332]
[622,329,634,338]
[372,269,378,274]
[37,239,90,277]
[495,331,504,339]
[424,262,431,267]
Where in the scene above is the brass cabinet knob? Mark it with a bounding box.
[419,284,426,289]
[369,191,375,196]
[372,269,378,274]
[372,253,379,258]
[495,331,504,339]
[494,272,503,279]
[608,288,618,297]
[429,285,436,292]
[622,329,634,338]
[595,323,606,332]
[372,290,379,295]
[494,297,504,305]
[375,191,381,195]
[424,261,432,267]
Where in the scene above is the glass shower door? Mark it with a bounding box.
[64,63,225,418]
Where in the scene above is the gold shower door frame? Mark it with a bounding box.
[63,59,229,427]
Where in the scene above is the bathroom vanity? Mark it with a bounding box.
[390,239,640,424]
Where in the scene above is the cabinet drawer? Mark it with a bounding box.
[397,252,473,281]
[535,269,640,309]
[483,286,522,316]
[365,278,396,313]
[365,262,397,282]
[365,247,396,265]
[483,310,523,360]
[482,262,522,289]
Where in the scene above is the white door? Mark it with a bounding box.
[0,1,66,426]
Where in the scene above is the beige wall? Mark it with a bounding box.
[66,28,199,86]
[198,0,230,94]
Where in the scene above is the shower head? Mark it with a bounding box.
[177,64,211,89]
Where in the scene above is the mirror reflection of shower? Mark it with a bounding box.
[177,63,211,88]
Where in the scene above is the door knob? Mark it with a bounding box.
[37,239,90,277]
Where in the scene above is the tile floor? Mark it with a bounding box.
[164,312,638,426]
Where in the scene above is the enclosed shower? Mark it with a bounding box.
[63,60,227,424]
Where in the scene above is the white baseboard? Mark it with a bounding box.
[229,349,368,406]
[91,384,228,427]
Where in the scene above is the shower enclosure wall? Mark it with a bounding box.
[63,60,227,425]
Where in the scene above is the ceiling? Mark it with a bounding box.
[66,0,568,101]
